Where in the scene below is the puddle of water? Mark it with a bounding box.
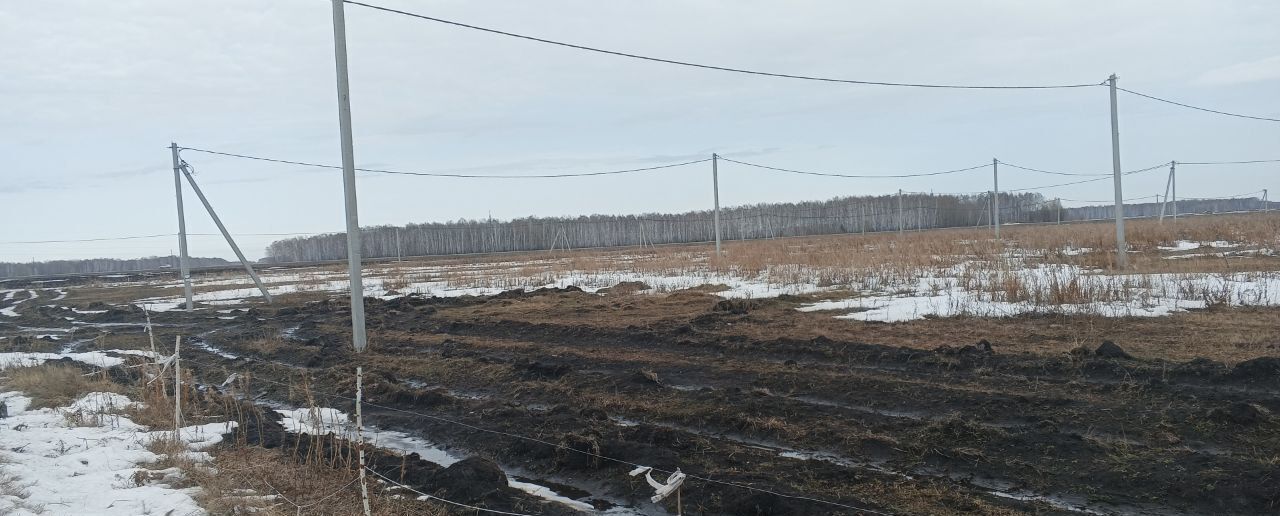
[277,406,647,514]
[190,337,239,359]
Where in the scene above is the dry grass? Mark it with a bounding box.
[62,212,1279,317]
[1,364,124,409]
[0,452,41,514]
[134,424,441,516]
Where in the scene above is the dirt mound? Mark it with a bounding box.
[492,286,584,300]
[428,457,508,501]
[632,369,663,387]
[517,359,572,380]
[597,281,649,295]
[714,298,760,314]
[226,403,286,449]
[1229,357,1280,380]
[1095,340,1132,359]
[726,492,800,515]
[936,340,995,357]
[1207,402,1272,425]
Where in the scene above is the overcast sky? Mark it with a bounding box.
[2,0,1277,262]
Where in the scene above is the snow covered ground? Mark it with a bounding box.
[0,388,234,515]
[133,267,827,311]
[106,238,1280,321]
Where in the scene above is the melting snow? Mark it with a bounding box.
[0,390,235,515]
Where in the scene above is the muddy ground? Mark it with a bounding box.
[2,284,1279,515]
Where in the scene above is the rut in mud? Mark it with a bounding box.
[7,286,1280,514]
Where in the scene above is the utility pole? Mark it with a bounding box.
[897,189,904,235]
[1056,198,1062,225]
[1107,74,1128,268]
[1170,161,1177,223]
[992,158,1001,239]
[1264,189,1270,213]
[1159,162,1173,223]
[331,1,371,514]
[712,154,721,255]
[331,0,367,353]
[859,204,866,234]
[179,166,273,303]
[394,227,402,262]
[170,143,194,311]
[173,335,181,444]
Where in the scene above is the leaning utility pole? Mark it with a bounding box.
[992,158,1001,239]
[331,1,371,514]
[711,154,722,255]
[178,166,273,303]
[1107,74,1128,268]
[170,143,194,311]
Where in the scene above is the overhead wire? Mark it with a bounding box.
[995,160,1112,177]
[1003,161,1171,192]
[1179,158,1280,165]
[1117,87,1280,123]
[178,147,710,179]
[719,157,990,178]
[342,0,1098,91]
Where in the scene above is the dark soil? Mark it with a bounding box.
[7,286,1280,515]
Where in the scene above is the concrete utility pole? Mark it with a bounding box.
[1171,161,1178,223]
[1159,162,1173,223]
[897,189,904,235]
[179,166,273,303]
[394,227,402,262]
[712,154,722,255]
[331,3,371,514]
[173,336,182,444]
[331,0,367,353]
[170,143,194,311]
[992,158,1001,239]
[1108,74,1128,268]
[1265,189,1270,213]
[1056,198,1062,225]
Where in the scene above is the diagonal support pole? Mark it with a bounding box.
[179,164,273,303]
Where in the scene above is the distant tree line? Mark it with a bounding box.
[263,194,1273,262]
[0,256,230,279]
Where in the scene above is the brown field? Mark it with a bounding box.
[1,212,1278,515]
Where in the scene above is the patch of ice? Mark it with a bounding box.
[1158,240,1201,252]
[508,479,596,512]
[276,407,462,467]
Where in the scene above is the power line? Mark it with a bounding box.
[1117,87,1280,123]
[719,157,990,178]
[1179,190,1266,201]
[1004,161,1170,192]
[342,0,1099,91]
[1179,158,1280,165]
[2,234,174,245]
[996,160,1111,177]
[2,232,330,245]
[178,147,710,179]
